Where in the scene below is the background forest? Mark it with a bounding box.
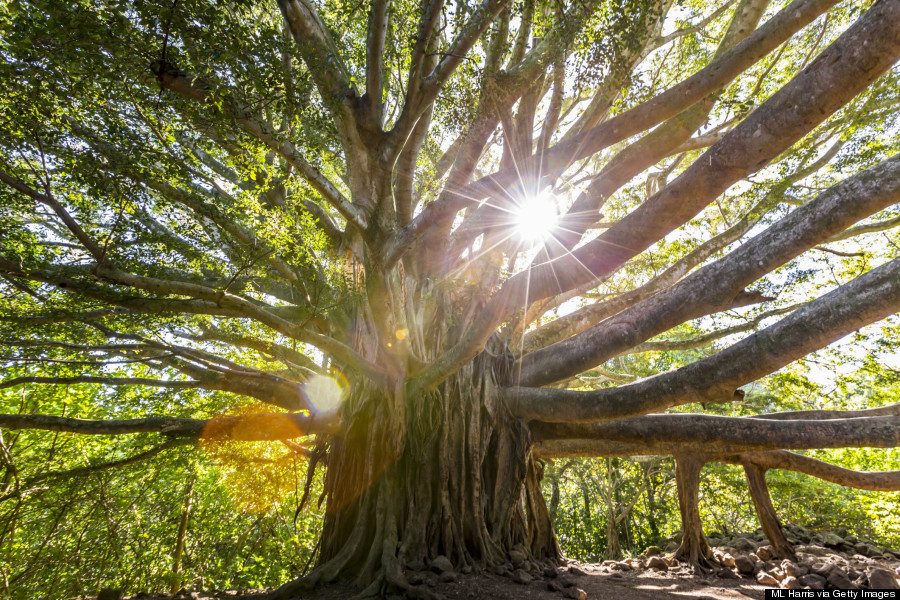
[1,0,899,596]
[3,369,900,598]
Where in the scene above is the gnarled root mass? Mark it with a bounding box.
[269,356,560,598]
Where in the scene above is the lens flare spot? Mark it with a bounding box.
[395,328,408,340]
[199,404,307,513]
[513,192,558,245]
[305,373,345,415]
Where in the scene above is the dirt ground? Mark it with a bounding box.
[92,540,900,600]
[108,561,768,600]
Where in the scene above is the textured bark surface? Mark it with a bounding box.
[673,456,714,568]
[270,355,560,596]
[742,463,796,560]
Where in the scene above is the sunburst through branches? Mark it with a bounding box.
[511,191,560,246]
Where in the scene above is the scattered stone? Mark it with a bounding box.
[509,550,527,568]
[548,580,566,592]
[734,555,756,576]
[856,544,883,558]
[610,562,632,571]
[756,546,774,561]
[716,568,739,579]
[782,576,802,589]
[822,533,845,548]
[568,565,589,577]
[720,553,736,568]
[826,566,857,589]
[558,575,578,588]
[642,545,662,557]
[867,567,899,589]
[98,590,122,600]
[646,556,668,571]
[756,572,778,586]
[563,587,587,600]
[439,571,457,583]
[511,569,532,585]
[781,560,807,578]
[665,541,679,552]
[732,537,757,552]
[799,574,827,589]
[461,565,473,574]
[543,566,559,578]
[804,545,831,557]
[431,555,454,574]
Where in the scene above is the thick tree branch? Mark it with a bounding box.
[731,450,900,492]
[507,255,900,422]
[0,412,340,440]
[516,152,900,386]
[366,0,391,127]
[0,258,368,375]
[531,414,900,453]
[277,0,360,141]
[522,136,848,352]
[392,0,510,145]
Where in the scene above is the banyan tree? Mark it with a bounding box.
[1,0,899,595]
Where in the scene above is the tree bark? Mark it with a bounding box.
[273,354,559,596]
[742,462,796,560]
[170,477,196,594]
[673,455,714,568]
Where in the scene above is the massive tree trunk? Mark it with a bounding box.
[280,300,559,594]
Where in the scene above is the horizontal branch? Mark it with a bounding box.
[627,304,800,354]
[535,442,900,492]
[531,414,900,453]
[0,412,340,440]
[0,257,368,375]
[749,402,900,421]
[827,214,900,243]
[0,376,203,391]
[733,450,900,491]
[28,438,196,484]
[507,255,900,422]
[521,219,763,352]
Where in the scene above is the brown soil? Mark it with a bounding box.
[111,565,767,600]
[91,544,900,600]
